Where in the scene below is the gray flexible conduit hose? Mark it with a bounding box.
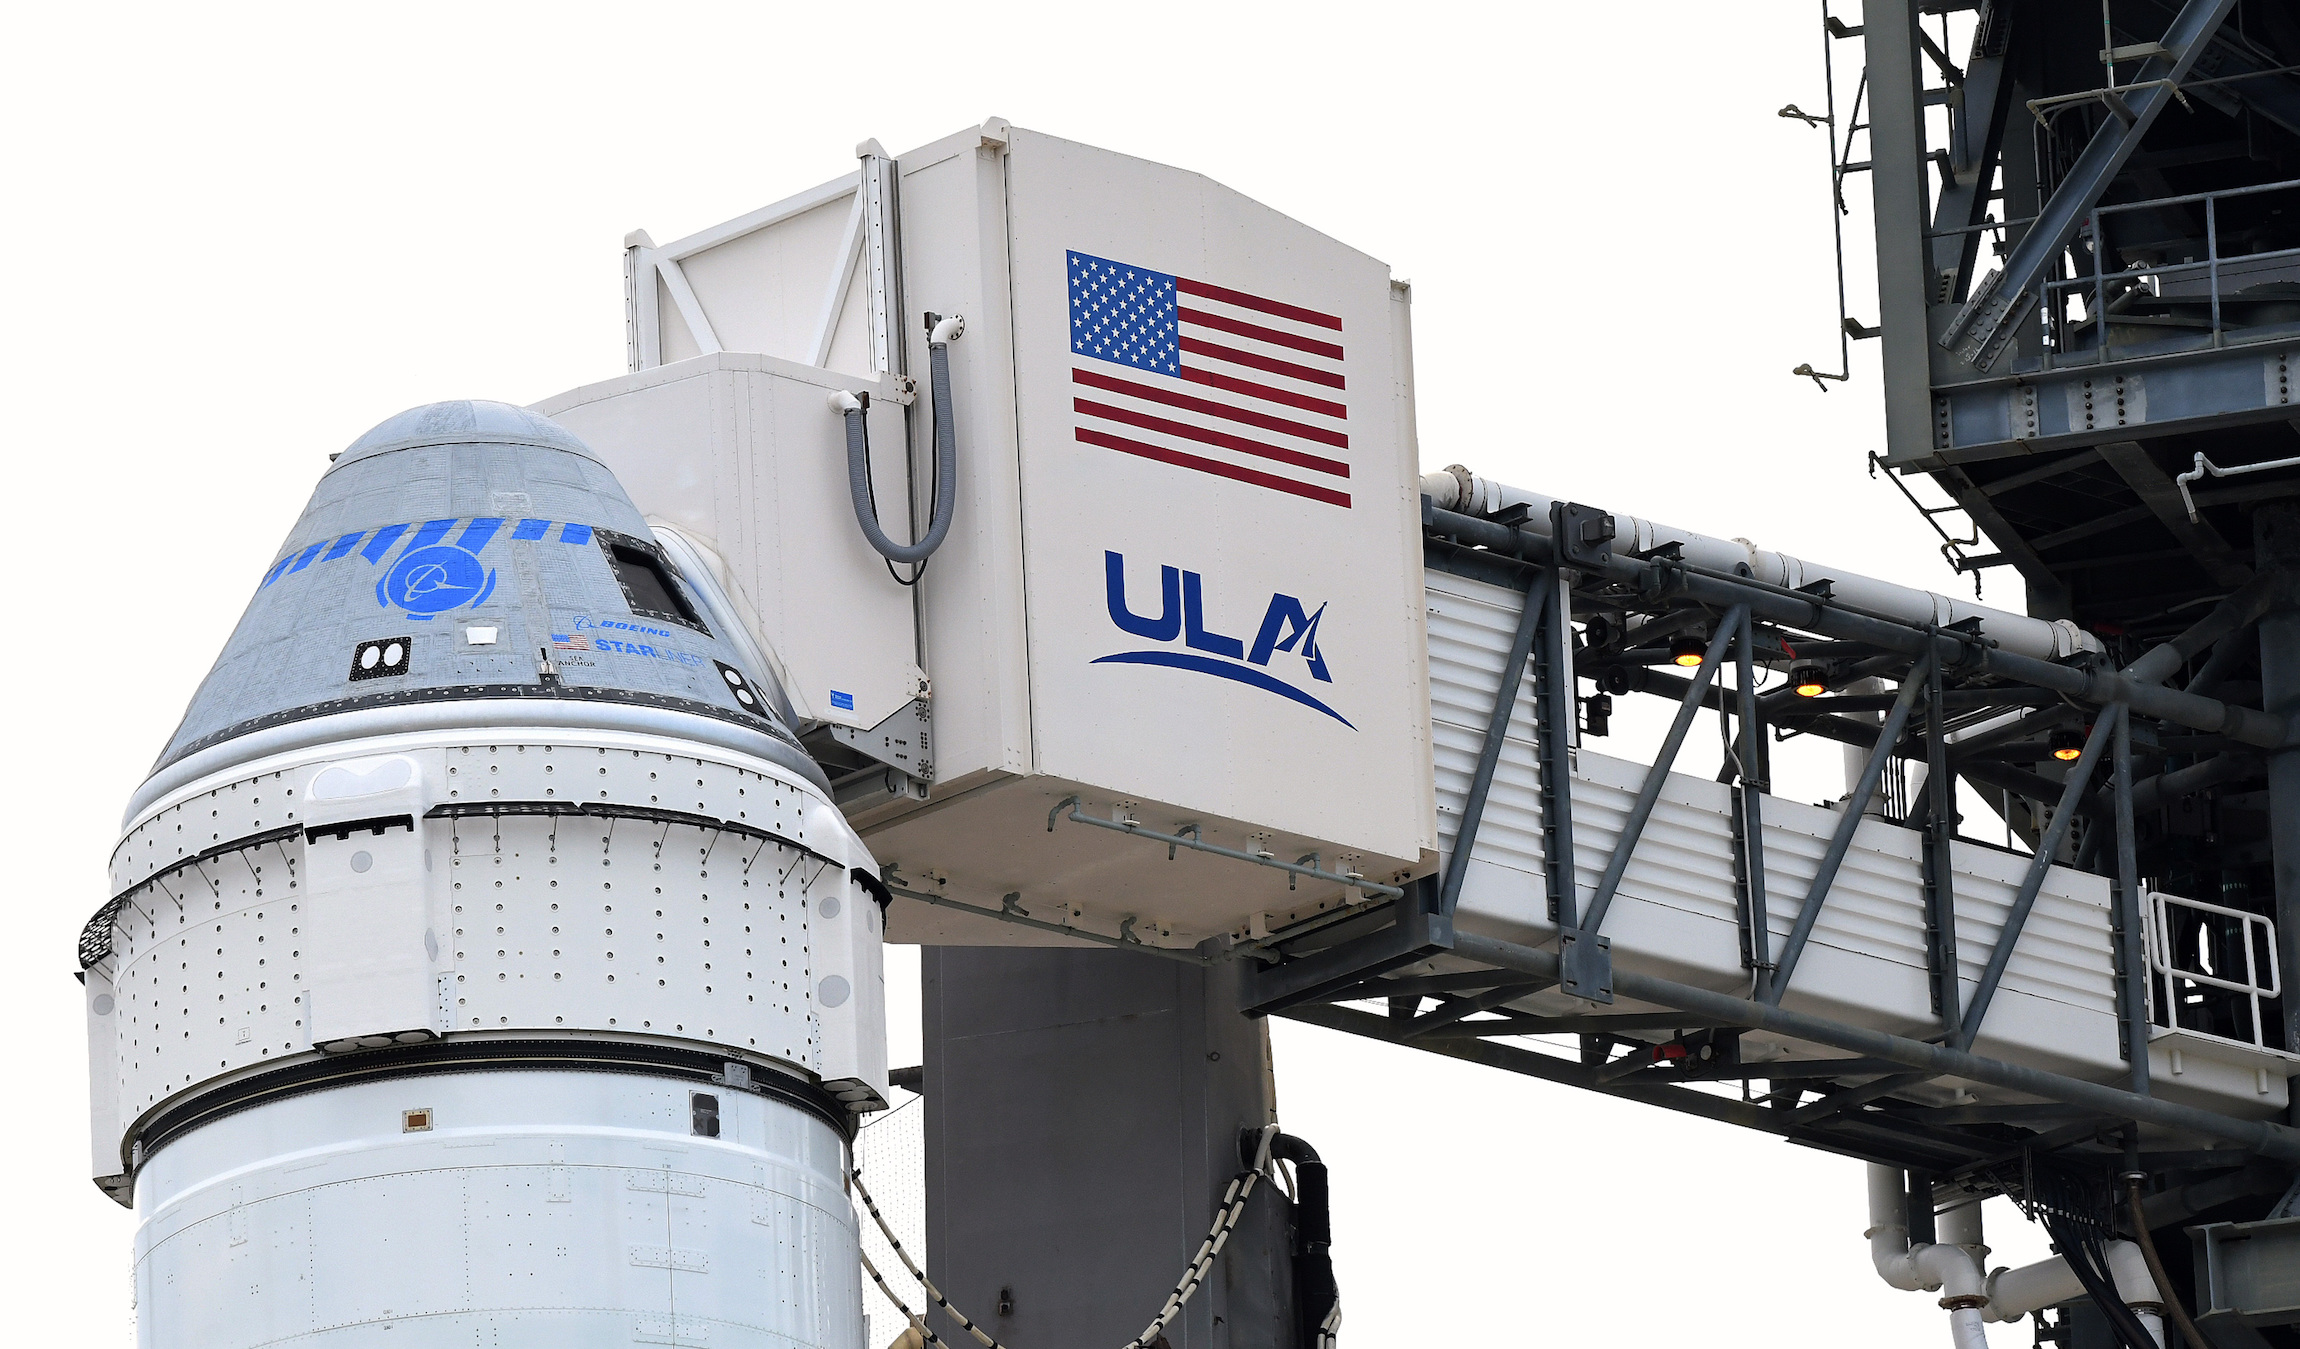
[843,338,957,566]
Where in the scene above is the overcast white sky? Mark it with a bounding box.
[1,3,2067,1344]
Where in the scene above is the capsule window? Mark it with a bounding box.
[402,1108,433,1132]
[600,533,707,633]
[350,636,413,682]
[690,1092,720,1138]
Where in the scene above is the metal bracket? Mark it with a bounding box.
[2190,1215,2300,1343]
[821,697,933,782]
[1558,928,1615,1004]
[1242,888,1452,1015]
[1550,501,1617,570]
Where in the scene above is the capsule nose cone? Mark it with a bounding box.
[336,400,601,469]
[139,396,823,810]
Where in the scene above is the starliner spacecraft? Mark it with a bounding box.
[81,399,889,1347]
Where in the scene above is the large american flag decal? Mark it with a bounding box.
[1067,250,1350,509]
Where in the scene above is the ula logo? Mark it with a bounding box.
[1096,551,1350,728]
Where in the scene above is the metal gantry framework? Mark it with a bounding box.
[1852,0,2300,625]
[1243,500,2300,1196]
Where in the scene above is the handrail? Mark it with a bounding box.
[2056,170,2300,218]
[2146,891,2284,1056]
[2041,242,2300,297]
[2039,174,2300,369]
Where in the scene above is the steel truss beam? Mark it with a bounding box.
[1254,502,2300,1176]
[1939,0,2240,369]
[1765,651,1934,1004]
[1581,610,1747,937]
[1274,1002,1989,1173]
[1436,930,2300,1161]
[1952,713,2115,1050]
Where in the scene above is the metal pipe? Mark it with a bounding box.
[1581,609,1745,936]
[1946,706,2073,761]
[1621,663,2066,813]
[2260,507,2300,1061]
[1425,504,2297,750]
[2113,709,2151,1096]
[2129,751,2259,814]
[1421,473,2099,660]
[1985,1240,2161,1334]
[2178,451,2300,523]
[2184,627,2251,696]
[1532,567,1580,928]
[1737,606,1773,981]
[1923,654,1962,1035]
[1446,930,2300,1161]
[2122,567,2286,686]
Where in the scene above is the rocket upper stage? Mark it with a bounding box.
[145,400,824,805]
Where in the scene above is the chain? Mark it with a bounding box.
[851,1124,1300,1349]
[858,1244,947,1349]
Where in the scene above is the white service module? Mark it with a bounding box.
[556,120,1437,951]
[81,402,885,1348]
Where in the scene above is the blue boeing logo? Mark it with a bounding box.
[1096,551,1350,728]
[381,544,496,617]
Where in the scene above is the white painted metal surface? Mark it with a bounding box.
[563,120,1438,951]
[130,1070,861,1348]
[1424,566,2289,1117]
[91,722,887,1144]
[537,354,923,732]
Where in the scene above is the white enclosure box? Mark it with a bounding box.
[539,354,921,732]
[568,121,1439,948]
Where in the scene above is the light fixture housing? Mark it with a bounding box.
[2049,728,2085,762]
[1670,635,1706,668]
[1790,664,1828,698]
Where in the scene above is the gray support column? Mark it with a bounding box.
[2256,507,2300,1071]
[921,947,1290,1349]
[1862,0,1939,465]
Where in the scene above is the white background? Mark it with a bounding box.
[2,3,2066,1344]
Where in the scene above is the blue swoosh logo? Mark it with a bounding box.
[1092,650,1354,728]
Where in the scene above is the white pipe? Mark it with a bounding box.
[2107,1242,2167,1349]
[1984,1256,2083,1320]
[1420,465,2102,662]
[1861,1165,2164,1348]
[1868,1164,1927,1291]
[1937,1198,1985,1249]
[1983,1240,2163,1345]
[1867,1165,1994,1349]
